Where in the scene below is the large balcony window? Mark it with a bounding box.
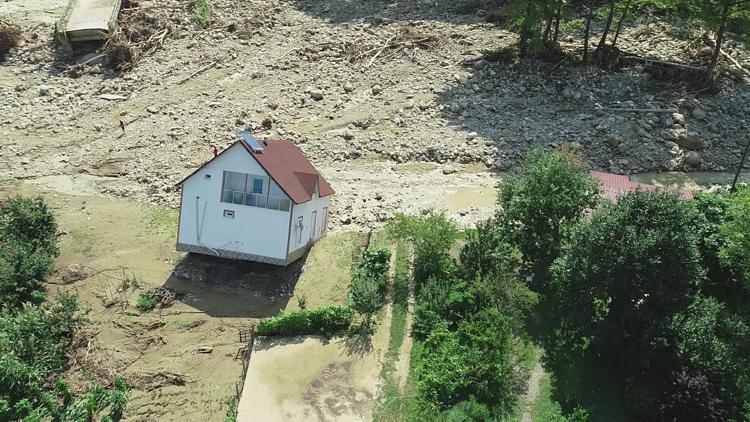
[221,171,291,212]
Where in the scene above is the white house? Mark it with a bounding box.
[175,132,335,266]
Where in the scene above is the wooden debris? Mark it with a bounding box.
[721,49,750,77]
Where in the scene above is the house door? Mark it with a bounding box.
[310,211,317,242]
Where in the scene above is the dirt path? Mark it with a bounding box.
[521,360,545,422]
[393,251,415,390]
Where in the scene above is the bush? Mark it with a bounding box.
[416,309,517,411]
[136,293,157,312]
[719,186,750,286]
[350,248,391,318]
[256,306,353,336]
[0,197,59,309]
[388,210,459,288]
[481,46,517,64]
[192,0,212,29]
[0,21,22,61]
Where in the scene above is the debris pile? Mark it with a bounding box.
[105,5,174,72]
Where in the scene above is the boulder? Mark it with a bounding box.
[692,109,707,120]
[59,265,90,284]
[684,151,701,166]
[676,133,705,150]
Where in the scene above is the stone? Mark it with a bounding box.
[671,113,686,125]
[692,109,707,120]
[607,134,621,147]
[59,265,90,284]
[146,106,160,114]
[310,90,324,101]
[684,151,701,166]
[442,166,456,174]
[467,132,478,141]
[676,133,705,150]
[660,129,678,141]
[37,85,53,96]
[371,84,382,95]
[343,82,355,93]
[616,143,628,154]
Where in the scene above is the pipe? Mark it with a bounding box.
[195,196,220,255]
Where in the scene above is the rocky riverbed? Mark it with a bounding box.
[1,0,749,230]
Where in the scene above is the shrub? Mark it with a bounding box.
[388,210,459,288]
[350,248,391,319]
[136,294,157,312]
[719,186,750,286]
[192,0,212,29]
[416,309,516,411]
[256,306,353,336]
[0,21,22,61]
[481,46,517,64]
[0,197,58,257]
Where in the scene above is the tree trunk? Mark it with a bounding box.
[552,0,563,44]
[612,0,632,48]
[519,2,534,57]
[596,0,617,52]
[707,1,730,80]
[582,1,595,63]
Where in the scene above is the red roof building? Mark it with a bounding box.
[591,171,693,201]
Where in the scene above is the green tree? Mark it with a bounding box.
[497,149,598,285]
[0,197,58,258]
[720,186,750,286]
[550,191,703,371]
[388,210,459,288]
[0,241,54,308]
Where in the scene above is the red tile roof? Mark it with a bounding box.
[243,139,335,204]
[591,171,693,201]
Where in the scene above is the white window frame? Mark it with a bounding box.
[296,216,303,245]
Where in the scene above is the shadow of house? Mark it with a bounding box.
[161,252,308,318]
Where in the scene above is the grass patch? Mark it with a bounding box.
[69,229,93,256]
[193,0,212,29]
[375,241,420,421]
[287,232,364,310]
[144,206,178,238]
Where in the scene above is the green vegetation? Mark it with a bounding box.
[487,150,750,420]
[498,0,750,80]
[0,197,129,420]
[349,248,391,323]
[136,293,158,312]
[144,206,178,238]
[224,398,238,422]
[388,210,537,419]
[374,241,410,421]
[255,306,354,336]
[192,0,212,29]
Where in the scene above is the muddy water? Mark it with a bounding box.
[631,171,750,190]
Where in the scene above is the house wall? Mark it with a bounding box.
[177,143,290,261]
[288,190,331,257]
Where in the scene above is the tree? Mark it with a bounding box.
[677,0,750,80]
[388,210,459,288]
[550,191,704,372]
[497,148,598,284]
[0,197,58,258]
[0,240,54,308]
[719,186,750,286]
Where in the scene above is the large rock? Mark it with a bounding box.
[58,265,90,284]
[672,112,686,125]
[607,134,622,147]
[676,133,705,150]
[684,151,701,166]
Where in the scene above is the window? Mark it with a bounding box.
[221,171,289,211]
[322,207,328,233]
[223,209,235,219]
[252,178,263,194]
[296,217,303,245]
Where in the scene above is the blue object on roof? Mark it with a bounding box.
[240,131,263,152]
